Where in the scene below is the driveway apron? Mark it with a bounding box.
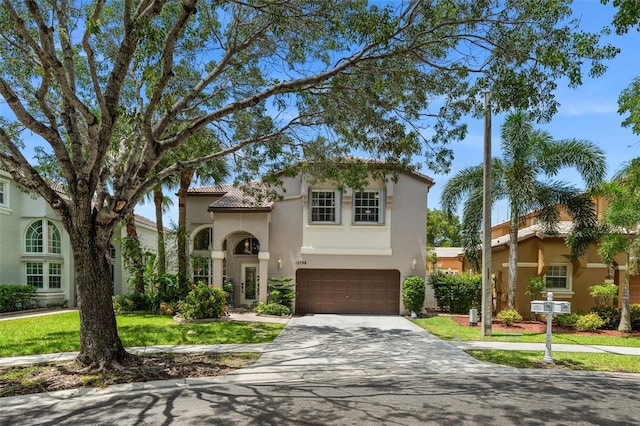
[229,315,514,382]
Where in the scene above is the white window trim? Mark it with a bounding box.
[25,260,64,291]
[544,262,573,294]
[23,219,63,256]
[0,178,9,210]
[352,188,385,225]
[309,188,341,224]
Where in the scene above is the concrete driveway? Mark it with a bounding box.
[229,314,514,383]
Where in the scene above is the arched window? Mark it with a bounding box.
[48,221,61,254]
[234,237,259,255]
[193,227,213,251]
[25,221,44,253]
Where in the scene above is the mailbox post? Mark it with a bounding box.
[543,292,553,363]
[530,292,571,364]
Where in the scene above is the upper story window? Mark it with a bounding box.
[0,179,6,206]
[310,189,340,224]
[353,190,384,224]
[25,220,61,254]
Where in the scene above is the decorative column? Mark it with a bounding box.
[211,250,225,289]
[258,251,270,303]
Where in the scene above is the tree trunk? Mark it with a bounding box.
[177,169,195,293]
[125,214,145,294]
[154,186,166,276]
[619,239,632,332]
[71,224,128,366]
[507,213,519,310]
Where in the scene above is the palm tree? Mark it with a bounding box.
[442,111,606,309]
[595,158,640,332]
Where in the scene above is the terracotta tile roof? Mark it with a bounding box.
[189,183,273,212]
[434,247,465,258]
[491,221,574,247]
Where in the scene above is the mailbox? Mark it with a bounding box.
[531,300,571,314]
[553,301,571,314]
[530,301,546,313]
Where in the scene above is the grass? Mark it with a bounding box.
[413,316,640,347]
[414,316,640,373]
[468,350,640,373]
[0,312,285,357]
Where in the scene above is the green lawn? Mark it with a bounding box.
[413,316,640,347]
[413,315,640,373]
[0,312,285,357]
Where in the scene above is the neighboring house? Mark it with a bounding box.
[0,170,160,308]
[488,202,636,315]
[428,247,466,275]
[185,167,434,315]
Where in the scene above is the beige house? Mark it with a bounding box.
[185,168,434,315]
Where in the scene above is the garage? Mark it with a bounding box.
[295,269,400,315]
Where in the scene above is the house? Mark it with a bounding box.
[488,202,638,315]
[0,170,160,308]
[185,166,434,315]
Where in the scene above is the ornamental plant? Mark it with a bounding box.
[402,276,426,315]
[496,308,522,326]
[575,312,605,332]
[179,282,227,320]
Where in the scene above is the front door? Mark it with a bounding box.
[241,263,259,306]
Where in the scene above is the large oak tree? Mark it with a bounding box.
[0,0,617,367]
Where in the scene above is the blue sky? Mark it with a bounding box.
[423,0,640,224]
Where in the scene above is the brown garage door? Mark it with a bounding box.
[295,269,400,315]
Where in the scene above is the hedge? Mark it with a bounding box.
[0,284,37,313]
[428,271,482,314]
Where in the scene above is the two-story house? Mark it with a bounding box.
[185,167,434,315]
[0,170,160,308]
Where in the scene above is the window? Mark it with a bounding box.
[24,220,64,291]
[26,262,44,289]
[49,263,62,289]
[26,221,44,253]
[310,189,340,223]
[193,227,213,251]
[192,255,211,285]
[0,180,5,205]
[353,190,384,224]
[545,264,569,289]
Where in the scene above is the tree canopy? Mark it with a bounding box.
[427,208,463,248]
[0,0,619,366]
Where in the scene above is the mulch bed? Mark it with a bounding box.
[0,352,258,398]
[449,315,640,337]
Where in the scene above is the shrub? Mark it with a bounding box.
[497,308,523,326]
[254,302,291,316]
[631,304,640,331]
[112,295,136,313]
[575,313,605,332]
[590,306,621,330]
[429,271,482,314]
[589,282,618,307]
[525,277,547,300]
[0,285,37,313]
[554,313,579,328]
[402,276,426,314]
[267,277,296,309]
[179,283,227,320]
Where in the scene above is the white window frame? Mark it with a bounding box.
[24,219,64,291]
[544,262,572,292]
[0,178,8,209]
[309,189,341,224]
[353,189,385,225]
